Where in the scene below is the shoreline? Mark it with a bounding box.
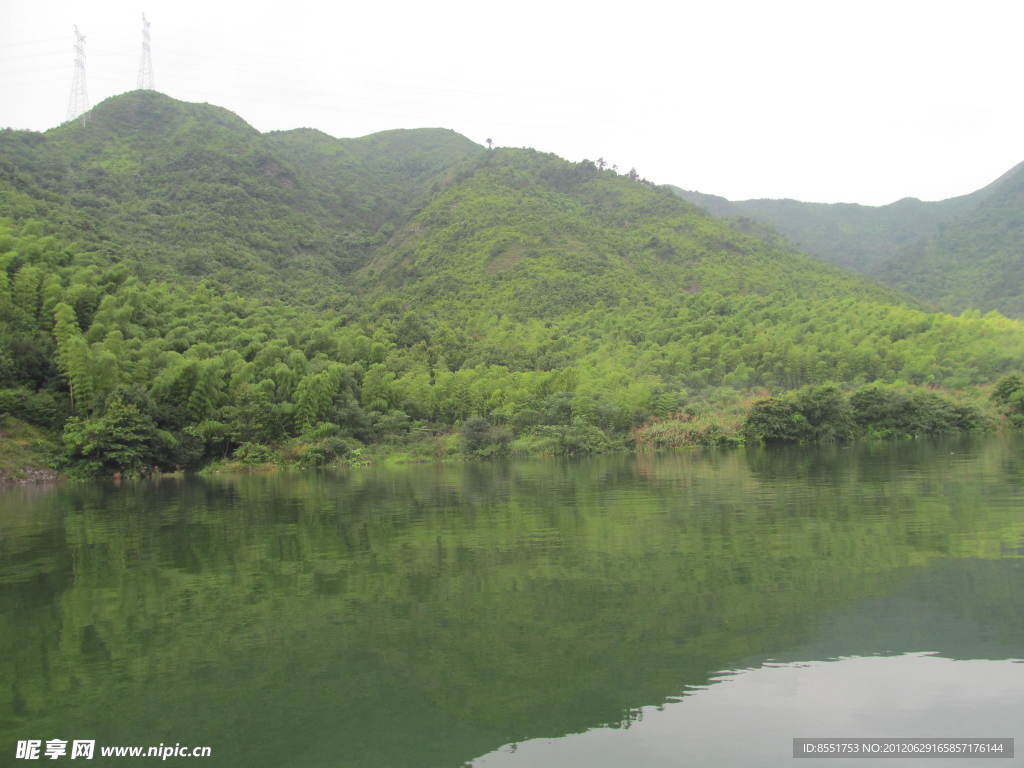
[7,424,1017,487]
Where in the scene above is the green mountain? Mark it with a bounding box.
[1,91,1023,475]
[0,91,482,301]
[359,148,907,317]
[877,162,1024,315]
[672,161,1024,316]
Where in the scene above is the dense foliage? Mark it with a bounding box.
[880,164,1024,317]
[673,161,1024,317]
[2,210,1020,474]
[0,91,481,302]
[743,384,983,444]
[1,92,1023,475]
[991,374,1024,427]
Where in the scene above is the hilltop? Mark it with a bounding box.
[0,91,482,301]
[673,161,1024,316]
[877,162,1024,315]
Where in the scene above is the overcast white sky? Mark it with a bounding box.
[1,0,1021,205]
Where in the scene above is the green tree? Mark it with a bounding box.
[61,389,161,475]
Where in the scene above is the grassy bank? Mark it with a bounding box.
[0,416,59,483]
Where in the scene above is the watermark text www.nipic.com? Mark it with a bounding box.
[15,740,213,760]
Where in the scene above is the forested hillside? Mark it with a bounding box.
[877,163,1024,316]
[0,91,482,301]
[1,91,1023,476]
[672,161,1024,316]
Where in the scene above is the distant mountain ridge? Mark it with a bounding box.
[671,160,1024,316]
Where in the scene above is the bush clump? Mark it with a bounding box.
[0,387,64,428]
[744,384,854,444]
[744,383,980,444]
[851,384,982,437]
[512,423,617,456]
[460,417,514,457]
[59,388,165,476]
[232,442,278,465]
[633,418,740,449]
[991,374,1024,427]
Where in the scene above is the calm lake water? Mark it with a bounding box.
[1,436,1023,767]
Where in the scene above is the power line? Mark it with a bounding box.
[0,37,67,50]
[0,49,68,62]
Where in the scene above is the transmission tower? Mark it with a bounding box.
[137,13,155,90]
[65,26,89,121]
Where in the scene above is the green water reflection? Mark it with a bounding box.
[1,436,1022,766]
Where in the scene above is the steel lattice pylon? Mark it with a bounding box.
[137,13,155,90]
[66,26,89,121]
